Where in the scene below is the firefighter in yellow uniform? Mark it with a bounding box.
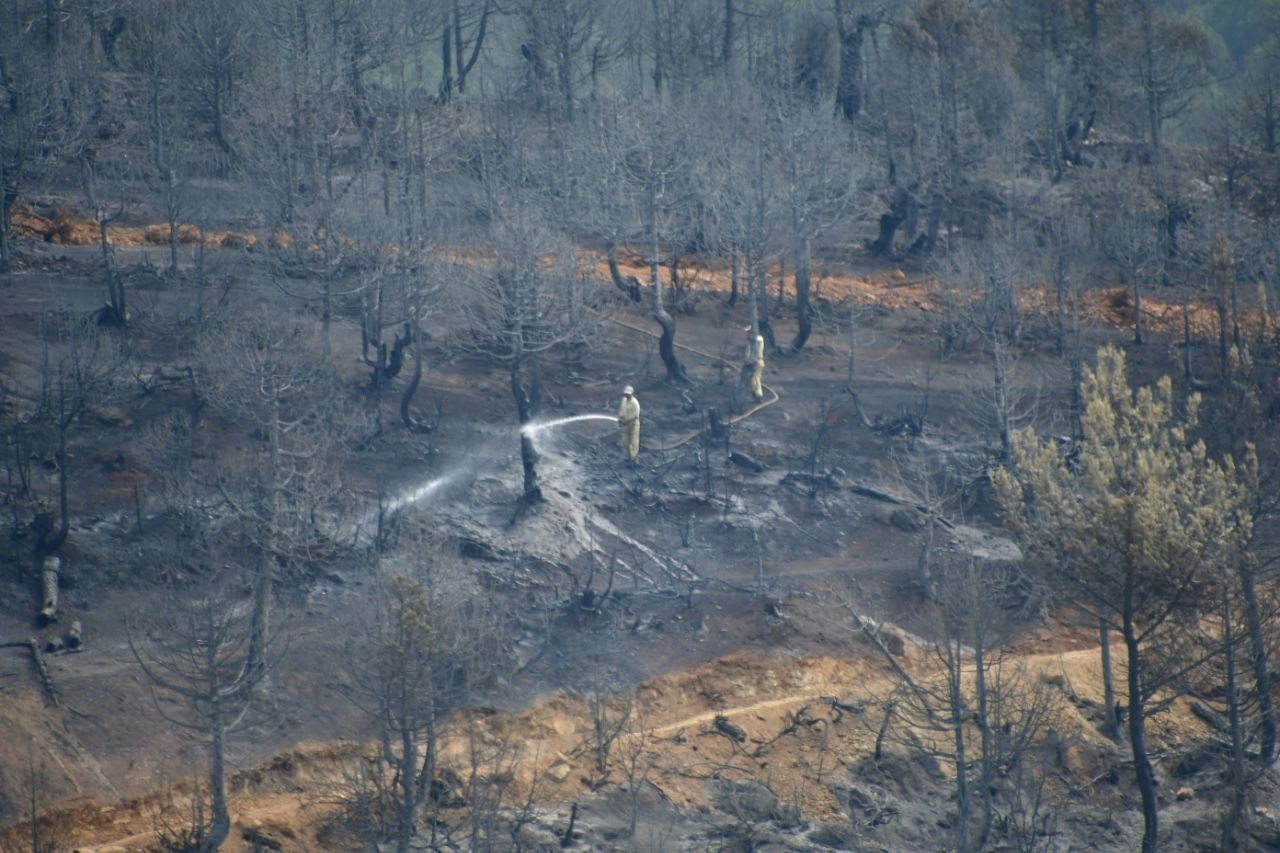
[617,385,641,464]
[746,328,765,402]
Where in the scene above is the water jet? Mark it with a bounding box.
[520,413,615,437]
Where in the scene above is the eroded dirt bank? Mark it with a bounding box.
[12,641,1262,852]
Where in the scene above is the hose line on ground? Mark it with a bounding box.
[607,317,780,452]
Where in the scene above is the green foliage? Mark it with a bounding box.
[992,345,1255,619]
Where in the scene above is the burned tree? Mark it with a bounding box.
[129,569,265,853]
[778,100,860,353]
[2,319,120,571]
[346,533,505,852]
[854,559,1060,853]
[356,249,447,434]
[197,313,355,682]
[833,0,884,121]
[457,198,597,505]
[612,98,701,384]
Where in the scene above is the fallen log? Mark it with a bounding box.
[780,471,840,492]
[713,714,747,743]
[728,451,766,474]
[25,638,61,706]
[39,556,60,625]
[849,482,955,530]
[1190,700,1229,734]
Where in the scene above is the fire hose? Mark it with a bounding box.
[607,317,779,452]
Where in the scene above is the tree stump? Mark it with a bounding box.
[708,407,728,441]
[39,556,61,625]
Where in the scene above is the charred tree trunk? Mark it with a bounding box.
[0,161,14,275]
[166,173,180,276]
[790,232,812,353]
[439,24,453,100]
[728,247,740,307]
[870,189,909,258]
[386,324,410,382]
[39,556,59,624]
[922,198,943,257]
[414,702,439,818]
[510,358,542,504]
[870,210,902,258]
[1182,294,1194,383]
[206,700,231,852]
[1140,0,1164,200]
[647,186,687,383]
[1132,274,1144,346]
[1124,609,1159,853]
[1212,234,1234,379]
[948,642,971,853]
[650,0,665,94]
[732,361,754,415]
[454,0,491,96]
[969,630,997,850]
[917,516,935,598]
[990,340,1012,462]
[37,416,72,558]
[397,705,417,853]
[84,157,126,325]
[1100,616,1119,740]
[834,1,870,121]
[1055,257,1069,356]
[1239,560,1277,764]
[210,84,235,177]
[606,242,641,302]
[246,401,281,684]
[400,333,427,431]
[1222,586,1247,852]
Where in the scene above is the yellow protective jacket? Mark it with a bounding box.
[617,395,641,424]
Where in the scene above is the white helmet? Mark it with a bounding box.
[623,385,634,395]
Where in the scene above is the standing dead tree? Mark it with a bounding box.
[2,320,120,577]
[456,176,598,506]
[607,97,704,384]
[852,559,1060,853]
[586,689,634,788]
[352,248,447,435]
[78,148,130,326]
[129,570,265,853]
[197,313,354,682]
[775,96,862,353]
[1100,195,1162,347]
[346,531,507,852]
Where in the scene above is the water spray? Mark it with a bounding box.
[520,413,616,437]
[381,472,458,516]
[351,413,615,545]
